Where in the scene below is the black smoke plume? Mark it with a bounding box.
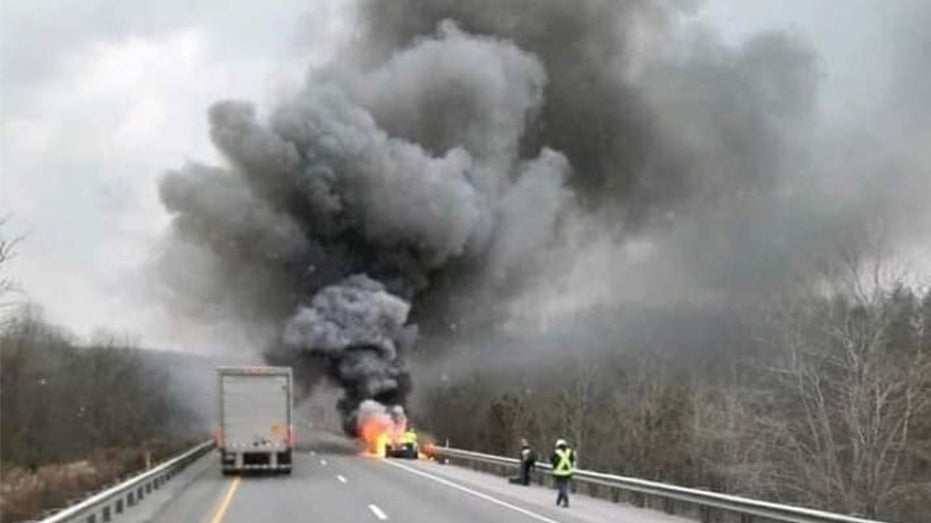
[282,275,415,434]
[158,19,571,432]
[157,1,930,431]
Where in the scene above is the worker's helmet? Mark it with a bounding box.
[555,438,567,448]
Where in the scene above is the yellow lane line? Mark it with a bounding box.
[205,476,242,523]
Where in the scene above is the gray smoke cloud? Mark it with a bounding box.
[157,0,930,429]
[350,0,929,322]
[282,275,415,433]
[283,275,412,360]
[342,0,827,349]
[157,18,571,432]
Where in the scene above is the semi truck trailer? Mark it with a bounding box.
[216,366,293,474]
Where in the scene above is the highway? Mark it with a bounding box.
[127,435,688,523]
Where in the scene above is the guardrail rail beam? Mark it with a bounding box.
[38,441,214,523]
[433,446,889,523]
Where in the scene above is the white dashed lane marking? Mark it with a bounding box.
[337,474,347,484]
[381,459,562,523]
[368,504,388,520]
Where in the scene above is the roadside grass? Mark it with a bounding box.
[0,443,185,523]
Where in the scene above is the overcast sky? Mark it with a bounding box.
[0,0,924,348]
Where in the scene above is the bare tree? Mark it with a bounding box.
[760,252,931,518]
[0,215,24,309]
[690,379,774,495]
[556,355,596,459]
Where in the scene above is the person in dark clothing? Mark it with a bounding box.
[551,438,576,508]
[509,438,536,485]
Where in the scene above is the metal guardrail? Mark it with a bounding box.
[38,441,215,523]
[432,446,888,523]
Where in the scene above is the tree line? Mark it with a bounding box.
[0,306,206,471]
[418,268,931,522]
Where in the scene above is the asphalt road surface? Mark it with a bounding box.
[132,436,690,523]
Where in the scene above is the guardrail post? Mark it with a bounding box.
[740,513,753,523]
[102,505,111,522]
[610,487,620,503]
[663,497,675,514]
[632,491,645,507]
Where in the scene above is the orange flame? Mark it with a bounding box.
[419,439,436,460]
[357,411,406,457]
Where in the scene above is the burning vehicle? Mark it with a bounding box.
[386,427,419,458]
[356,402,434,459]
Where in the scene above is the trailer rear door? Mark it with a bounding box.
[220,371,290,451]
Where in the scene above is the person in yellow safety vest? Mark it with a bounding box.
[401,428,417,445]
[550,438,576,508]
